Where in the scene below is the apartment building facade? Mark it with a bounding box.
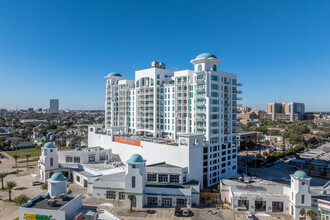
[266,102,305,121]
[95,53,242,187]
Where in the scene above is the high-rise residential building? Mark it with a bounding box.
[266,102,305,121]
[50,99,59,113]
[91,53,242,187]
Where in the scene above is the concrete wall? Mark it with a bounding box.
[19,207,65,220]
[58,194,83,219]
[58,148,111,164]
[88,130,204,187]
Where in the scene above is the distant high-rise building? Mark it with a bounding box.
[266,102,305,120]
[27,108,34,113]
[50,99,59,113]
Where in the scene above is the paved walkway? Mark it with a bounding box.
[0,151,13,159]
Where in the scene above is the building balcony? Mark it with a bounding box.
[232,90,242,94]
[224,81,231,85]
[232,97,243,101]
[232,82,243,86]
[195,79,205,83]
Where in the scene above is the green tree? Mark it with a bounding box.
[6,181,17,201]
[307,209,317,220]
[257,134,265,143]
[127,194,136,211]
[13,194,30,206]
[26,154,31,166]
[40,182,48,191]
[264,139,270,146]
[0,172,8,189]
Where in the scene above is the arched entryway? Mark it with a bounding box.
[299,208,306,219]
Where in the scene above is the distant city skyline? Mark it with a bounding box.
[1,1,330,111]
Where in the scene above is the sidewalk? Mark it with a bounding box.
[0,151,13,159]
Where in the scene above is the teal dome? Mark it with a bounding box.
[50,172,67,181]
[126,154,145,164]
[44,142,57,149]
[292,170,309,179]
[107,72,122,77]
[196,53,217,59]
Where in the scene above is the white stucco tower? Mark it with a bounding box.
[48,172,68,198]
[125,154,146,208]
[290,170,312,220]
[39,142,59,181]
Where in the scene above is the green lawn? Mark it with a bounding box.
[5,147,41,158]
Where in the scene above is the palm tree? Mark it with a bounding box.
[127,194,136,211]
[35,144,41,160]
[26,154,31,166]
[307,209,317,220]
[13,155,19,169]
[0,172,8,189]
[40,182,48,191]
[13,194,30,206]
[13,140,19,156]
[6,181,17,201]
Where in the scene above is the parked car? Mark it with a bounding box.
[182,208,189,217]
[32,181,42,186]
[174,207,182,216]
[265,163,273,167]
[245,212,254,220]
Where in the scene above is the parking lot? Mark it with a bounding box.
[234,211,293,220]
[0,157,45,220]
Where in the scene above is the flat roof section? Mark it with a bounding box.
[25,196,73,210]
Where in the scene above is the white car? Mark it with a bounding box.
[32,181,42,186]
[245,212,254,220]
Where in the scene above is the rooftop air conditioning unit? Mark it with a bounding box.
[85,211,98,220]
[152,61,159,68]
[159,62,166,69]
[47,199,57,207]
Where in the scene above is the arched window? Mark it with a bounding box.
[213,64,217,71]
[198,64,202,72]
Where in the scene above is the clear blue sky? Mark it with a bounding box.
[1,0,329,111]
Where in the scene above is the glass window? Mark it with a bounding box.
[132,176,136,188]
[147,174,157,182]
[88,155,95,162]
[198,64,202,71]
[212,75,218,81]
[106,191,116,199]
[158,174,168,183]
[74,157,80,163]
[177,198,187,207]
[170,175,179,183]
[99,154,108,161]
[147,197,157,206]
[213,64,217,71]
[119,192,125,200]
[66,157,73,163]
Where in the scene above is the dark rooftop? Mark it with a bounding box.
[25,196,73,210]
[147,162,181,168]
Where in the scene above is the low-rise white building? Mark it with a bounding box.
[220,170,329,220]
[38,142,200,209]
